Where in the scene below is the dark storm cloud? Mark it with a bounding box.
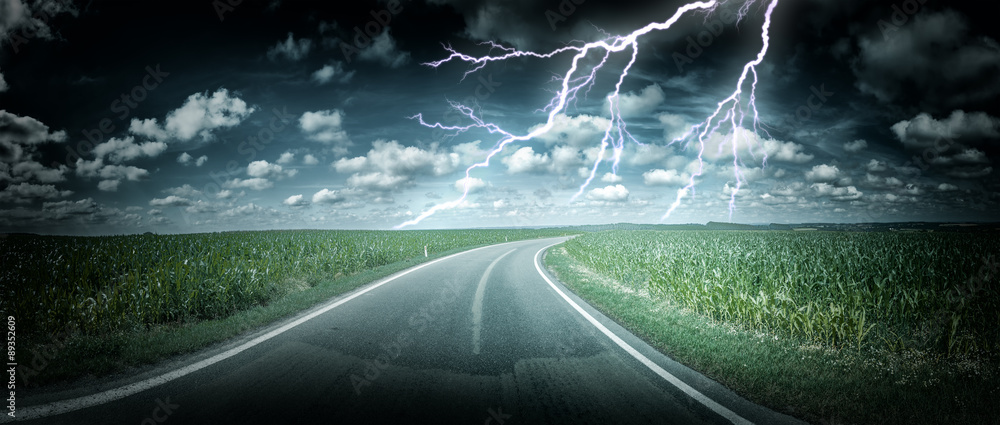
[852,9,1000,112]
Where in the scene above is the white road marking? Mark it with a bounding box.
[17,242,517,421]
[472,248,517,354]
[533,243,754,425]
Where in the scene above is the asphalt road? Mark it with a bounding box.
[15,237,805,425]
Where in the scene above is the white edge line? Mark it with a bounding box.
[18,241,516,421]
[472,248,518,354]
[533,242,754,425]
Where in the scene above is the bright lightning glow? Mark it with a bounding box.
[394,0,779,229]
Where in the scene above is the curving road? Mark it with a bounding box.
[15,237,804,425]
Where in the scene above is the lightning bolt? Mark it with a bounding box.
[394,0,779,229]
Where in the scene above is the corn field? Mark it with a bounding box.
[2,229,569,339]
[563,231,1000,356]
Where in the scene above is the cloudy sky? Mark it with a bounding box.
[1,0,998,234]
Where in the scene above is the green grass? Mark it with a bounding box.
[4,229,575,388]
[544,232,999,425]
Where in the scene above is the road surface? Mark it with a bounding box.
[15,237,804,425]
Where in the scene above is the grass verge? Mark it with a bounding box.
[19,243,497,391]
[543,245,998,425]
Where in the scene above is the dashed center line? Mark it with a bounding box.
[472,248,517,354]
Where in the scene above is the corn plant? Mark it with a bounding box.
[563,230,999,357]
[2,228,574,341]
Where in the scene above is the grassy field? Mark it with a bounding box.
[548,230,999,424]
[2,228,574,387]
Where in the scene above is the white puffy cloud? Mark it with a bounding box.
[333,140,459,191]
[548,145,601,176]
[701,128,814,164]
[865,174,905,188]
[531,114,612,147]
[643,169,689,186]
[163,184,203,199]
[247,160,286,179]
[953,149,989,163]
[299,109,351,151]
[601,173,623,183]
[92,136,166,163]
[149,195,193,207]
[891,110,1000,149]
[657,113,691,141]
[41,198,98,219]
[937,183,959,191]
[0,110,67,146]
[625,143,674,166]
[303,154,319,165]
[357,28,410,68]
[0,70,7,93]
[810,183,862,201]
[455,177,487,193]
[805,164,841,182]
[276,152,295,165]
[843,139,868,153]
[312,62,354,84]
[586,184,629,202]
[100,165,149,181]
[607,84,665,118]
[0,110,67,166]
[219,203,274,218]
[283,194,308,206]
[267,32,312,61]
[333,156,366,173]
[75,158,149,189]
[129,88,255,143]
[223,178,273,191]
[346,172,409,191]
[312,188,350,204]
[502,146,550,174]
[0,182,72,204]
[762,139,814,164]
[97,179,120,192]
[866,159,888,173]
[8,161,67,183]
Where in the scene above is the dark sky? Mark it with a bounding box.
[1,0,998,234]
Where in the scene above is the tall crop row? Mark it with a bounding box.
[563,231,999,356]
[2,229,570,339]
